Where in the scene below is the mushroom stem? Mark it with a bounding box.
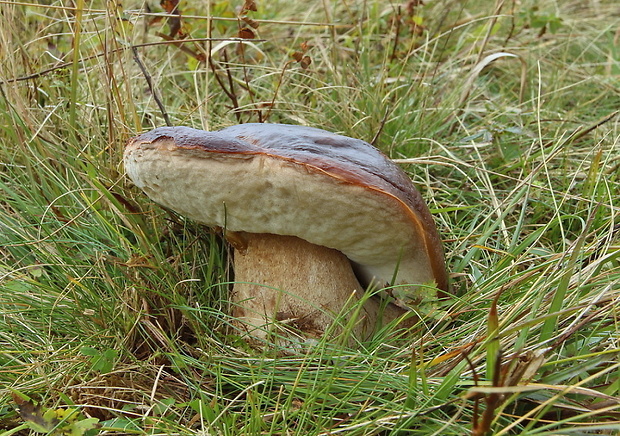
[229,233,409,342]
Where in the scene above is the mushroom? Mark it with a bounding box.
[124,123,448,343]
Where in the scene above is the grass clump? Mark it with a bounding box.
[1,0,619,434]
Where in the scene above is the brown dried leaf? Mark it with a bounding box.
[225,231,249,252]
[11,393,58,433]
[242,15,260,29]
[242,0,258,13]
[160,0,179,14]
[160,0,182,38]
[300,55,312,69]
[238,27,255,39]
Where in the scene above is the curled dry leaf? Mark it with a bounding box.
[291,52,312,68]
[242,15,260,29]
[292,41,312,68]
[242,0,258,13]
[238,27,255,39]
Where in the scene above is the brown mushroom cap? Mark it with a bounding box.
[124,123,448,296]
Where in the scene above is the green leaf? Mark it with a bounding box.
[79,347,99,357]
[99,417,142,432]
[80,347,118,374]
[67,417,100,435]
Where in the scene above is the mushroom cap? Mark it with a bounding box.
[124,123,448,294]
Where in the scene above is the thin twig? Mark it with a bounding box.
[221,50,242,123]
[131,46,172,126]
[370,109,390,146]
[263,60,295,123]
[208,57,242,123]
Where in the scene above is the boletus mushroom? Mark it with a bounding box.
[124,123,448,343]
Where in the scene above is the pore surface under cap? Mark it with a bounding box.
[124,123,447,292]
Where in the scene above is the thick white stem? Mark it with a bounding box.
[230,233,408,344]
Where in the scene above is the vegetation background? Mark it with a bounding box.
[0,0,618,434]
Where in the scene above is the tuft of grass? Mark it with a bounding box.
[1,0,619,434]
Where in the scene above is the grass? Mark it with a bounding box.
[0,0,619,434]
